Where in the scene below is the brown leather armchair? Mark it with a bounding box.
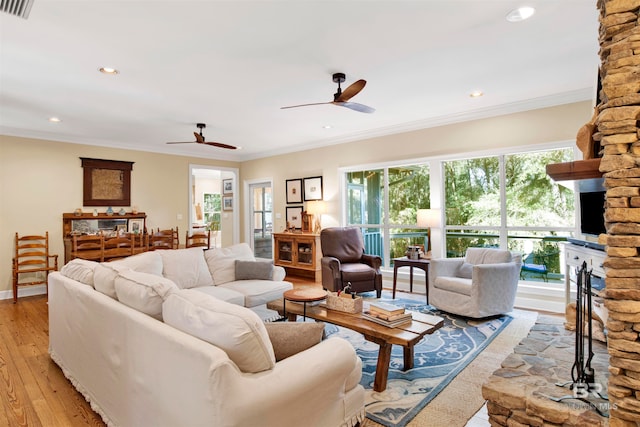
[320,227,383,298]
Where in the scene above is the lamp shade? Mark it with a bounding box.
[417,209,440,228]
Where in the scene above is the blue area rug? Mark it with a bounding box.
[324,296,513,427]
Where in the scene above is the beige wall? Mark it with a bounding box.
[1,136,238,295]
[1,100,592,297]
[240,101,594,233]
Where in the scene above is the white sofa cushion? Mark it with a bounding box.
[115,270,179,320]
[219,279,293,307]
[60,259,98,287]
[93,251,163,299]
[191,285,245,306]
[159,247,213,289]
[205,243,255,285]
[433,276,473,296]
[163,289,276,373]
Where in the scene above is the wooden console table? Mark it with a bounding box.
[62,212,147,263]
[273,232,321,281]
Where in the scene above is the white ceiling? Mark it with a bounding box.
[0,0,600,162]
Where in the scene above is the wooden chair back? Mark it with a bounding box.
[71,234,104,262]
[149,227,178,250]
[12,232,59,303]
[185,230,210,249]
[103,234,135,261]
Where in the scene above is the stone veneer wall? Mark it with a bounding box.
[598,0,640,425]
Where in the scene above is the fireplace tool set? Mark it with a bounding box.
[547,261,609,416]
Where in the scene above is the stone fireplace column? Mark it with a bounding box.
[598,0,640,425]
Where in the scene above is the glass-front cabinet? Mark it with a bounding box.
[273,232,321,281]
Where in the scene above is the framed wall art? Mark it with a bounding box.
[81,157,134,206]
[303,176,323,201]
[286,206,303,229]
[286,178,303,204]
[128,218,144,234]
[222,179,233,195]
[223,196,233,211]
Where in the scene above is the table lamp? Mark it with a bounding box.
[417,208,440,258]
[306,200,326,234]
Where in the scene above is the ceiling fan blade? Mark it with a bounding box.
[166,141,196,144]
[336,79,366,102]
[194,131,205,143]
[203,141,237,150]
[336,101,375,114]
[280,101,333,110]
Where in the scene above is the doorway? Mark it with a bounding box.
[189,165,239,248]
[248,181,273,258]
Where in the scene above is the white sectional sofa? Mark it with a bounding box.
[48,244,365,426]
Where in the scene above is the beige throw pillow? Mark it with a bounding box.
[264,322,325,361]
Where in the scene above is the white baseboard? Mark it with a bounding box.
[0,284,47,301]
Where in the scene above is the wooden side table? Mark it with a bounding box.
[392,257,430,304]
[283,288,327,321]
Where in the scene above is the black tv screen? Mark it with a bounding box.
[579,191,606,236]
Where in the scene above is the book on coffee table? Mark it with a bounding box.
[369,301,405,316]
[363,310,412,327]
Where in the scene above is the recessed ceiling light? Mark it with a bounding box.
[48,117,61,123]
[469,90,484,98]
[323,125,332,129]
[99,67,119,75]
[506,6,535,22]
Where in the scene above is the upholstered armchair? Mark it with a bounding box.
[428,248,522,318]
[320,227,383,298]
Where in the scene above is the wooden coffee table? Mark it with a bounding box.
[267,297,443,392]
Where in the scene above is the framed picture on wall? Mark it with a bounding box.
[223,196,233,211]
[303,176,323,201]
[286,178,303,204]
[286,206,303,229]
[222,179,233,195]
[128,219,144,234]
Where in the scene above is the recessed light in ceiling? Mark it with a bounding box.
[506,6,535,22]
[99,67,119,75]
[469,90,484,98]
[48,117,61,122]
[323,125,332,129]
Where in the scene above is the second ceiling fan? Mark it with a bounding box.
[166,123,237,150]
[281,72,375,114]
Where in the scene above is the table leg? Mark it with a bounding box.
[303,301,307,321]
[403,345,415,371]
[392,265,399,299]
[424,268,429,305]
[374,342,392,392]
[409,266,414,293]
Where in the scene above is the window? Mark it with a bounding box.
[345,165,430,266]
[443,147,575,283]
[203,193,221,228]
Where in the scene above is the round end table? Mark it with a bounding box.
[283,288,327,320]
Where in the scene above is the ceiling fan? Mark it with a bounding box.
[281,72,375,114]
[166,123,237,150]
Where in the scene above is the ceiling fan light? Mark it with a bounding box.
[506,6,535,22]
